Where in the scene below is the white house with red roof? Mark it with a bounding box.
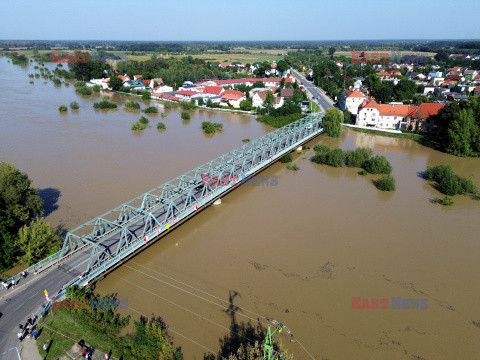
[133,75,142,80]
[339,88,366,113]
[149,78,164,89]
[154,85,173,93]
[201,86,224,97]
[118,75,130,82]
[175,90,197,100]
[356,98,416,130]
[220,90,246,108]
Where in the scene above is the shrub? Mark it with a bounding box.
[358,170,367,176]
[287,164,300,171]
[310,153,327,164]
[74,81,86,88]
[131,122,145,131]
[201,121,223,134]
[52,78,61,85]
[141,92,151,100]
[180,101,196,110]
[432,196,454,206]
[92,85,101,92]
[93,100,117,109]
[424,164,477,196]
[181,112,191,120]
[279,153,293,163]
[424,164,452,183]
[242,138,250,143]
[124,101,141,110]
[257,113,304,128]
[164,102,178,109]
[143,106,158,114]
[374,175,396,191]
[156,122,166,130]
[58,105,68,112]
[70,101,79,110]
[102,95,110,101]
[76,86,92,95]
[119,86,131,93]
[345,147,373,168]
[313,143,330,153]
[325,148,346,167]
[161,112,167,117]
[139,116,149,124]
[362,155,392,174]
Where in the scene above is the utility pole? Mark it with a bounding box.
[263,322,284,360]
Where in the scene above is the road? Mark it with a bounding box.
[0,248,91,360]
[291,68,335,112]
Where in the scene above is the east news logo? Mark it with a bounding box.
[352,297,428,309]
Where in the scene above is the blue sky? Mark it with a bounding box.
[1,0,479,41]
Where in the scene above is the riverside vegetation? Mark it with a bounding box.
[310,143,396,191]
[423,164,478,204]
[201,121,223,134]
[131,116,150,131]
[0,162,61,273]
[38,286,184,360]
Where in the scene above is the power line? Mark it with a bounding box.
[122,263,269,326]
[124,262,317,360]
[111,273,262,347]
[129,260,270,321]
[127,305,228,360]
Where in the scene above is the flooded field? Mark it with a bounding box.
[1,57,480,359]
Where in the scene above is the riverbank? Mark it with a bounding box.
[342,124,446,152]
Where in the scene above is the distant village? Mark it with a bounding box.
[86,61,306,112]
[85,53,480,134]
[333,58,480,135]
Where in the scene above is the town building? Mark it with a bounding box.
[338,88,366,114]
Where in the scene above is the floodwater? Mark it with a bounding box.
[1,57,480,359]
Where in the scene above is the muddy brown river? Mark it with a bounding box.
[1,58,480,359]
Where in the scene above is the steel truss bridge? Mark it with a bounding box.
[7,114,324,296]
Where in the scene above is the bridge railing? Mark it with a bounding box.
[3,250,62,287]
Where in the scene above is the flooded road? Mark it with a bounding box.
[1,58,480,359]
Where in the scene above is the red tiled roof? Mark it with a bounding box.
[151,78,164,85]
[151,92,172,99]
[133,75,142,80]
[253,90,269,99]
[344,89,365,98]
[281,88,294,98]
[118,75,130,82]
[170,97,181,102]
[410,103,444,119]
[221,89,245,101]
[143,79,151,84]
[376,104,414,117]
[176,90,197,96]
[447,75,463,80]
[441,80,457,86]
[202,86,224,95]
[474,86,480,93]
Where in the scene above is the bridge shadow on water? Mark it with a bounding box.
[204,290,266,360]
[38,187,61,216]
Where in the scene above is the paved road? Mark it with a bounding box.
[0,249,91,360]
[291,68,335,112]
